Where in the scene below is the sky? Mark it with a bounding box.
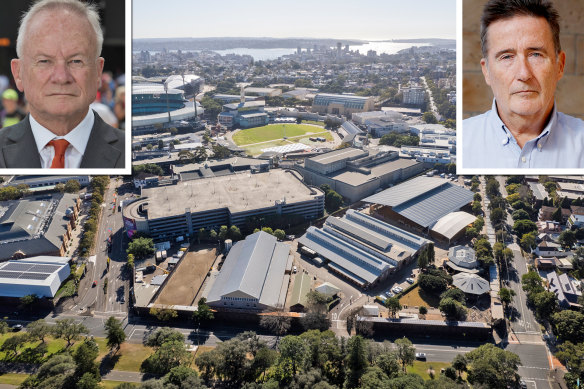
[133,0,456,41]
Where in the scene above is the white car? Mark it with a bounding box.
[415,352,426,360]
[385,291,395,298]
[406,278,414,284]
[391,286,402,294]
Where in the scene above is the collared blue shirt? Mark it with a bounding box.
[463,100,584,168]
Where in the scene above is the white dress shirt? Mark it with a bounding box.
[30,110,94,169]
[463,100,584,168]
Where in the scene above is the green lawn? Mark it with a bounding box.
[109,342,154,372]
[399,285,441,309]
[102,380,138,388]
[232,124,330,145]
[239,131,334,156]
[0,373,28,385]
[407,361,451,380]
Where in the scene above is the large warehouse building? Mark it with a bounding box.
[0,194,81,261]
[296,148,426,203]
[363,176,475,234]
[206,231,291,311]
[298,210,429,288]
[122,169,324,242]
[0,256,70,298]
[312,93,375,116]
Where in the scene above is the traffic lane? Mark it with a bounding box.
[506,343,551,389]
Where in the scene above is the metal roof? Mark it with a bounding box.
[431,212,476,240]
[133,85,183,95]
[363,176,447,207]
[298,227,390,284]
[452,273,490,295]
[206,231,289,308]
[365,177,474,228]
[0,256,70,298]
[341,121,363,136]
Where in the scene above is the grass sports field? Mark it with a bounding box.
[232,123,328,145]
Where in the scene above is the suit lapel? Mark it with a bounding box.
[1,116,42,168]
[80,112,122,168]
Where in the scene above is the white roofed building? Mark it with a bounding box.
[0,256,70,298]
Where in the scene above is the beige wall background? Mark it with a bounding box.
[463,0,584,120]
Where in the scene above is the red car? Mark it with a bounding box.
[92,281,97,287]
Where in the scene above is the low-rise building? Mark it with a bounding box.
[312,93,374,116]
[0,256,70,298]
[547,271,582,309]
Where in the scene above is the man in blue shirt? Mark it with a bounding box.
[463,0,584,169]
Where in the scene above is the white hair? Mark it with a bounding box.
[16,0,103,59]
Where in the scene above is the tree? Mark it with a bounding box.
[513,219,537,238]
[422,111,438,124]
[20,294,39,307]
[164,366,202,388]
[394,337,416,373]
[418,273,448,294]
[26,319,52,344]
[520,231,537,251]
[440,288,466,304]
[127,236,155,259]
[273,229,286,241]
[77,372,100,389]
[490,207,505,227]
[218,225,229,242]
[439,298,467,320]
[417,248,429,270]
[0,320,8,335]
[375,352,401,379]
[498,287,516,306]
[325,189,344,213]
[385,297,402,318]
[74,338,100,382]
[54,318,89,347]
[259,309,292,344]
[552,310,584,343]
[145,327,185,349]
[127,253,134,270]
[511,209,530,221]
[212,144,231,159]
[485,178,500,198]
[22,354,76,389]
[451,353,467,378]
[198,228,209,244]
[419,306,428,317]
[192,298,214,326]
[1,333,29,359]
[559,229,577,249]
[105,316,126,353]
[532,291,558,321]
[143,340,190,375]
[64,179,81,193]
[229,225,242,241]
[149,307,178,321]
[345,335,369,388]
[279,335,307,375]
[466,343,521,389]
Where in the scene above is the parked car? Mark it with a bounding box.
[391,286,402,294]
[385,291,395,298]
[415,353,426,360]
[11,324,23,331]
[406,278,414,284]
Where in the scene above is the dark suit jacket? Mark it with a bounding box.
[0,111,125,169]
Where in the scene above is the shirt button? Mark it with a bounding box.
[521,156,526,163]
[537,143,542,150]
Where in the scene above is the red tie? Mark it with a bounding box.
[48,139,70,168]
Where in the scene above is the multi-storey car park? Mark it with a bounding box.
[122,169,324,242]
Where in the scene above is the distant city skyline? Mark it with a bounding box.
[133,0,456,41]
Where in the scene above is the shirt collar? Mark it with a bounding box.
[490,99,558,149]
[30,110,95,155]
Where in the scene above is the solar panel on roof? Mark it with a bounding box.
[0,271,20,278]
[30,265,61,273]
[18,273,50,281]
[2,263,34,272]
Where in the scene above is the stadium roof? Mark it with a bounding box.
[0,256,70,298]
[207,231,289,309]
[431,212,476,240]
[133,84,183,95]
[363,177,474,228]
[164,74,202,90]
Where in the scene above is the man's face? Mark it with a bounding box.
[481,15,565,124]
[2,98,17,114]
[10,9,104,126]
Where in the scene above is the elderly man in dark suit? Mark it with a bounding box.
[0,0,125,169]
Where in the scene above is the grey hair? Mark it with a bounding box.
[16,0,103,59]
